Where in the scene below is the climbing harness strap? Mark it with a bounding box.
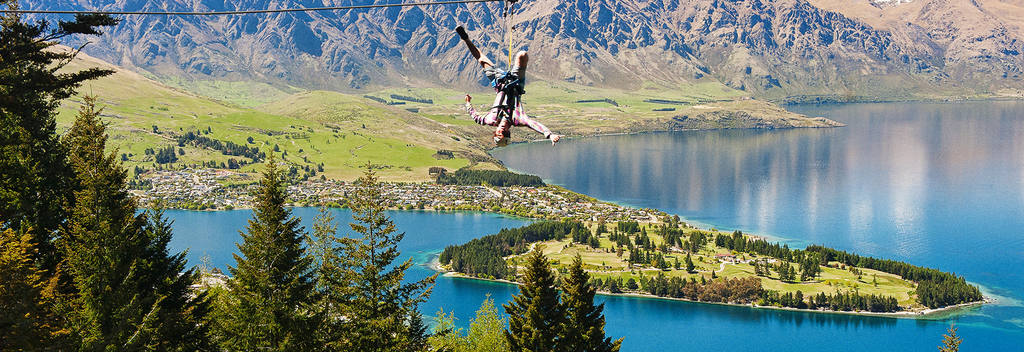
[494,0,523,124]
[491,71,525,123]
[505,0,517,68]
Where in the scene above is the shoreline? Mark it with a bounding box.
[509,123,843,149]
[772,95,1024,106]
[196,205,983,320]
[172,203,986,321]
[435,266,989,320]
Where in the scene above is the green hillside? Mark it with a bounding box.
[53,47,840,183]
[375,80,840,142]
[55,49,481,182]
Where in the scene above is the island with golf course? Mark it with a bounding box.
[438,219,985,316]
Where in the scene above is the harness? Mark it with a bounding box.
[493,0,522,124]
[492,71,525,124]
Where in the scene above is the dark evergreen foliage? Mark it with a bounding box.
[436,169,545,187]
[504,247,563,352]
[439,221,590,279]
[217,156,317,350]
[0,4,118,275]
[154,145,179,164]
[389,94,433,104]
[795,291,901,312]
[575,98,618,107]
[803,245,982,308]
[363,95,389,104]
[608,231,632,248]
[720,233,980,309]
[434,149,455,159]
[326,164,437,351]
[643,99,688,105]
[658,225,686,248]
[916,279,982,309]
[61,96,210,350]
[561,254,622,352]
[714,231,748,252]
[616,221,639,233]
[688,231,710,249]
[176,131,264,161]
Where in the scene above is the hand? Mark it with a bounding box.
[549,134,562,146]
[465,94,472,104]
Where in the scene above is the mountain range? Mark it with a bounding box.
[24,0,1024,101]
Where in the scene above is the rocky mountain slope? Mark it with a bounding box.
[23,0,1024,101]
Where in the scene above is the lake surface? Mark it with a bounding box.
[164,208,533,335]
[493,101,1024,350]
[167,101,1024,351]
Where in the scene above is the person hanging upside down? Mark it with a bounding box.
[457,25,561,147]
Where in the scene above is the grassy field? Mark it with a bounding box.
[518,224,919,308]
[56,50,480,182]
[414,80,841,142]
[156,76,300,108]
[54,47,841,182]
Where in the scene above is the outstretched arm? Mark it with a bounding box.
[465,94,500,126]
[511,102,561,145]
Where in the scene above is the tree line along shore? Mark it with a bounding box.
[439,219,984,315]
[129,163,984,316]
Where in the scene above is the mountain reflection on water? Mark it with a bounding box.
[493,101,1024,350]
[164,101,1024,352]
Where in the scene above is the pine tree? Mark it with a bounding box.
[217,154,316,351]
[0,228,60,349]
[0,2,118,277]
[561,253,623,352]
[427,309,466,351]
[939,323,962,352]
[428,296,510,352]
[332,164,437,351]
[468,296,510,351]
[408,312,431,351]
[60,95,210,350]
[505,246,563,352]
[307,207,346,349]
[685,253,695,273]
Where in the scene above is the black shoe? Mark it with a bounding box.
[456,26,469,40]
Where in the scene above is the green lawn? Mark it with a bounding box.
[516,223,919,307]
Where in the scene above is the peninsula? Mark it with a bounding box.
[128,165,985,316]
[438,219,985,316]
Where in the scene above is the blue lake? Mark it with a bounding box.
[493,101,1024,350]
[168,101,1024,351]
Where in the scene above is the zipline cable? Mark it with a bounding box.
[0,0,502,16]
[505,0,516,68]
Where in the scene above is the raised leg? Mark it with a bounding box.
[457,26,493,68]
[513,50,528,79]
